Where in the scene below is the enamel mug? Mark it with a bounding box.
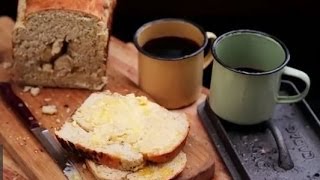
[208,29,311,125]
[134,18,216,109]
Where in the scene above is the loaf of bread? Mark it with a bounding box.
[86,151,187,180]
[55,91,189,171]
[12,0,116,90]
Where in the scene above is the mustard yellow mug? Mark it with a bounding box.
[134,18,216,109]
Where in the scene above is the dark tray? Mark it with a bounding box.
[197,80,320,180]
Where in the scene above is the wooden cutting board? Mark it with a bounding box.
[0,18,231,180]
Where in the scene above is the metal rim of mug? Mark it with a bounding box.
[211,29,291,76]
[133,18,209,61]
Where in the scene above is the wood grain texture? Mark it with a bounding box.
[1,20,231,179]
[0,16,14,67]
[2,149,28,180]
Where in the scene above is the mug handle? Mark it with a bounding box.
[277,66,311,103]
[203,32,217,69]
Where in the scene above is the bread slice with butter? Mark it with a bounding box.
[55,91,189,171]
[86,151,187,180]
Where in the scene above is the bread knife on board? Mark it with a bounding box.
[0,82,81,179]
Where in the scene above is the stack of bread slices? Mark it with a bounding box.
[55,91,190,179]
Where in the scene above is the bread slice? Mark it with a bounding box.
[86,151,187,180]
[12,0,117,90]
[55,91,190,171]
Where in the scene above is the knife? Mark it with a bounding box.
[0,82,81,179]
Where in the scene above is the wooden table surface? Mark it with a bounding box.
[0,16,232,180]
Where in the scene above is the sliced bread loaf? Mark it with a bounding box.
[55,91,190,171]
[86,151,187,180]
[12,0,117,90]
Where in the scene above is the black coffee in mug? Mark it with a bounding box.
[141,36,200,59]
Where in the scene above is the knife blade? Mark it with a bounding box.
[0,82,81,179]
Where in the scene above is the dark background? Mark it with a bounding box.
[1,0,319,116]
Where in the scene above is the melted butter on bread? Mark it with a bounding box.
[55,90,189,171]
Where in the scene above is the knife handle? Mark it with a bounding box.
[0,82,40,129]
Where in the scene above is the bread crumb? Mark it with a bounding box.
[30,87,40,96]
[42,105,57,115]
[56,119,61,123]
[2,62,12,69]
[23,86,32,92]
[23,86,41,96]
[82,164,87,169]
[44,98,52,102]
[66,108,71,113]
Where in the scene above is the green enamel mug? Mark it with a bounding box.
[208,29,311,125]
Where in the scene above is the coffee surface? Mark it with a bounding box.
[142,36,200,59]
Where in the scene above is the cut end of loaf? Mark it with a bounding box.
[55,91,190,171]
[12,1,114,90]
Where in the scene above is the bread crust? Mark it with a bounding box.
[56,121,189,171]
[145,127,189,163]
[24,0,104,18]
[85,152,187,180]
[56,136,145,171]
[16,0,117,25]
[56,133,188,171]
[56,122,189,170]
[16,0,117,26]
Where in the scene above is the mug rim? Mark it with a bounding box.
[133,18,209,61]
[211,29,290,76]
